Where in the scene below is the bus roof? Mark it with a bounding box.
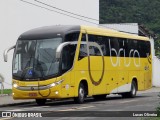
[19,25,149,41]
[81,25,149,41]
[19,25,80,40]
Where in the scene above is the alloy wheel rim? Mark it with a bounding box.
[79,88,84,100]
[132,85,136,95]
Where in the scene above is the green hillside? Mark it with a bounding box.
[100,0,160,57]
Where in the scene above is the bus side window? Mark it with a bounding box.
[88,34,107,56]
[145,41,151,56]
[78,34,87,60]
[119,38,128,57]
[109,37,120,57]
[78,44,87,60]
[138,41,150,58]
[81,34,86,41]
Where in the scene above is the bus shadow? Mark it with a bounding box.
[85,94,151,103]
[2,94,152,109]
[20,94,152,107]
[42,94,152,107]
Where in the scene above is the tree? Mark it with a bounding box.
[100,0,160,56]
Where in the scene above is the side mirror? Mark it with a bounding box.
[56,42,78,59]
[4,45,16,62]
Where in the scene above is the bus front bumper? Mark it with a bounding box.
[12,84,62,99]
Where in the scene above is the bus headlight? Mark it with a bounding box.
[13,83,18,88]
[50,83,56,87]
[50,80,63,87]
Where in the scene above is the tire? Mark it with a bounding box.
[74,83,85,104]
[122,81,137,98]
[36,99,46,106]
[93,94,106,100]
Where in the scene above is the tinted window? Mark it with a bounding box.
[78,44,87,60]
[61,44,77,73]
[88,34,107,56]
[79,34,150,58]
[65,32,80,42]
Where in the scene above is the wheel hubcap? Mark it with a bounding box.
[79,88,84,100]
[132,85,136,95]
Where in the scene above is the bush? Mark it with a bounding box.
[156,93,160,117]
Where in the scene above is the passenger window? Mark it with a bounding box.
[109,37,120,57]
[81,34,86,41]
[78,44,87,60]
[88,34,106,56]
[118,39,127,57]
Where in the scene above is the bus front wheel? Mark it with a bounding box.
[74,83,85,104]
[36,99,46,106]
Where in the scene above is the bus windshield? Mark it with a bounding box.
[13,38,62,80]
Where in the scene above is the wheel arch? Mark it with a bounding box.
[79,79,88,97]
[74,79,88,104]
[132,77,138,90]
[74,79,89,97]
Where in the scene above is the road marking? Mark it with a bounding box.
[35,105,95,117]
[4,105,94,112]
[105,109,122,111]
[120,99,138,104]
[6,106,50,111]
[0,118,12,120]
[57,105,95,111]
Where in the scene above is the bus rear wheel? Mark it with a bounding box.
[122,81,137,98]
[36,99,46,106]
[74,83,85,104]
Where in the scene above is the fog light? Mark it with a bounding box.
[12,93,15,95]
[55,91,58,95]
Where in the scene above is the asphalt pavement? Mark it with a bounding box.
[0,95,34,107]
[0,87,159,120]
[0,87,159,107]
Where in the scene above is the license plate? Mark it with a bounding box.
[29,93,37,97]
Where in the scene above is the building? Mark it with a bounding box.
[0,0,99,88]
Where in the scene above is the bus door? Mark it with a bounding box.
[60,44,76,97]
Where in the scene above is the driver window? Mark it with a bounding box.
[61,44,76,73]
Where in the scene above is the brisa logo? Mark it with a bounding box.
[109,39,140,67]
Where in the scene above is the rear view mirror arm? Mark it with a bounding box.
[56,41,78,59]
[4,45,16,62]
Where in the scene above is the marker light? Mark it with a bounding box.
[55,91,59,95]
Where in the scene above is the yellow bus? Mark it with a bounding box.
[4,25,152,105]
